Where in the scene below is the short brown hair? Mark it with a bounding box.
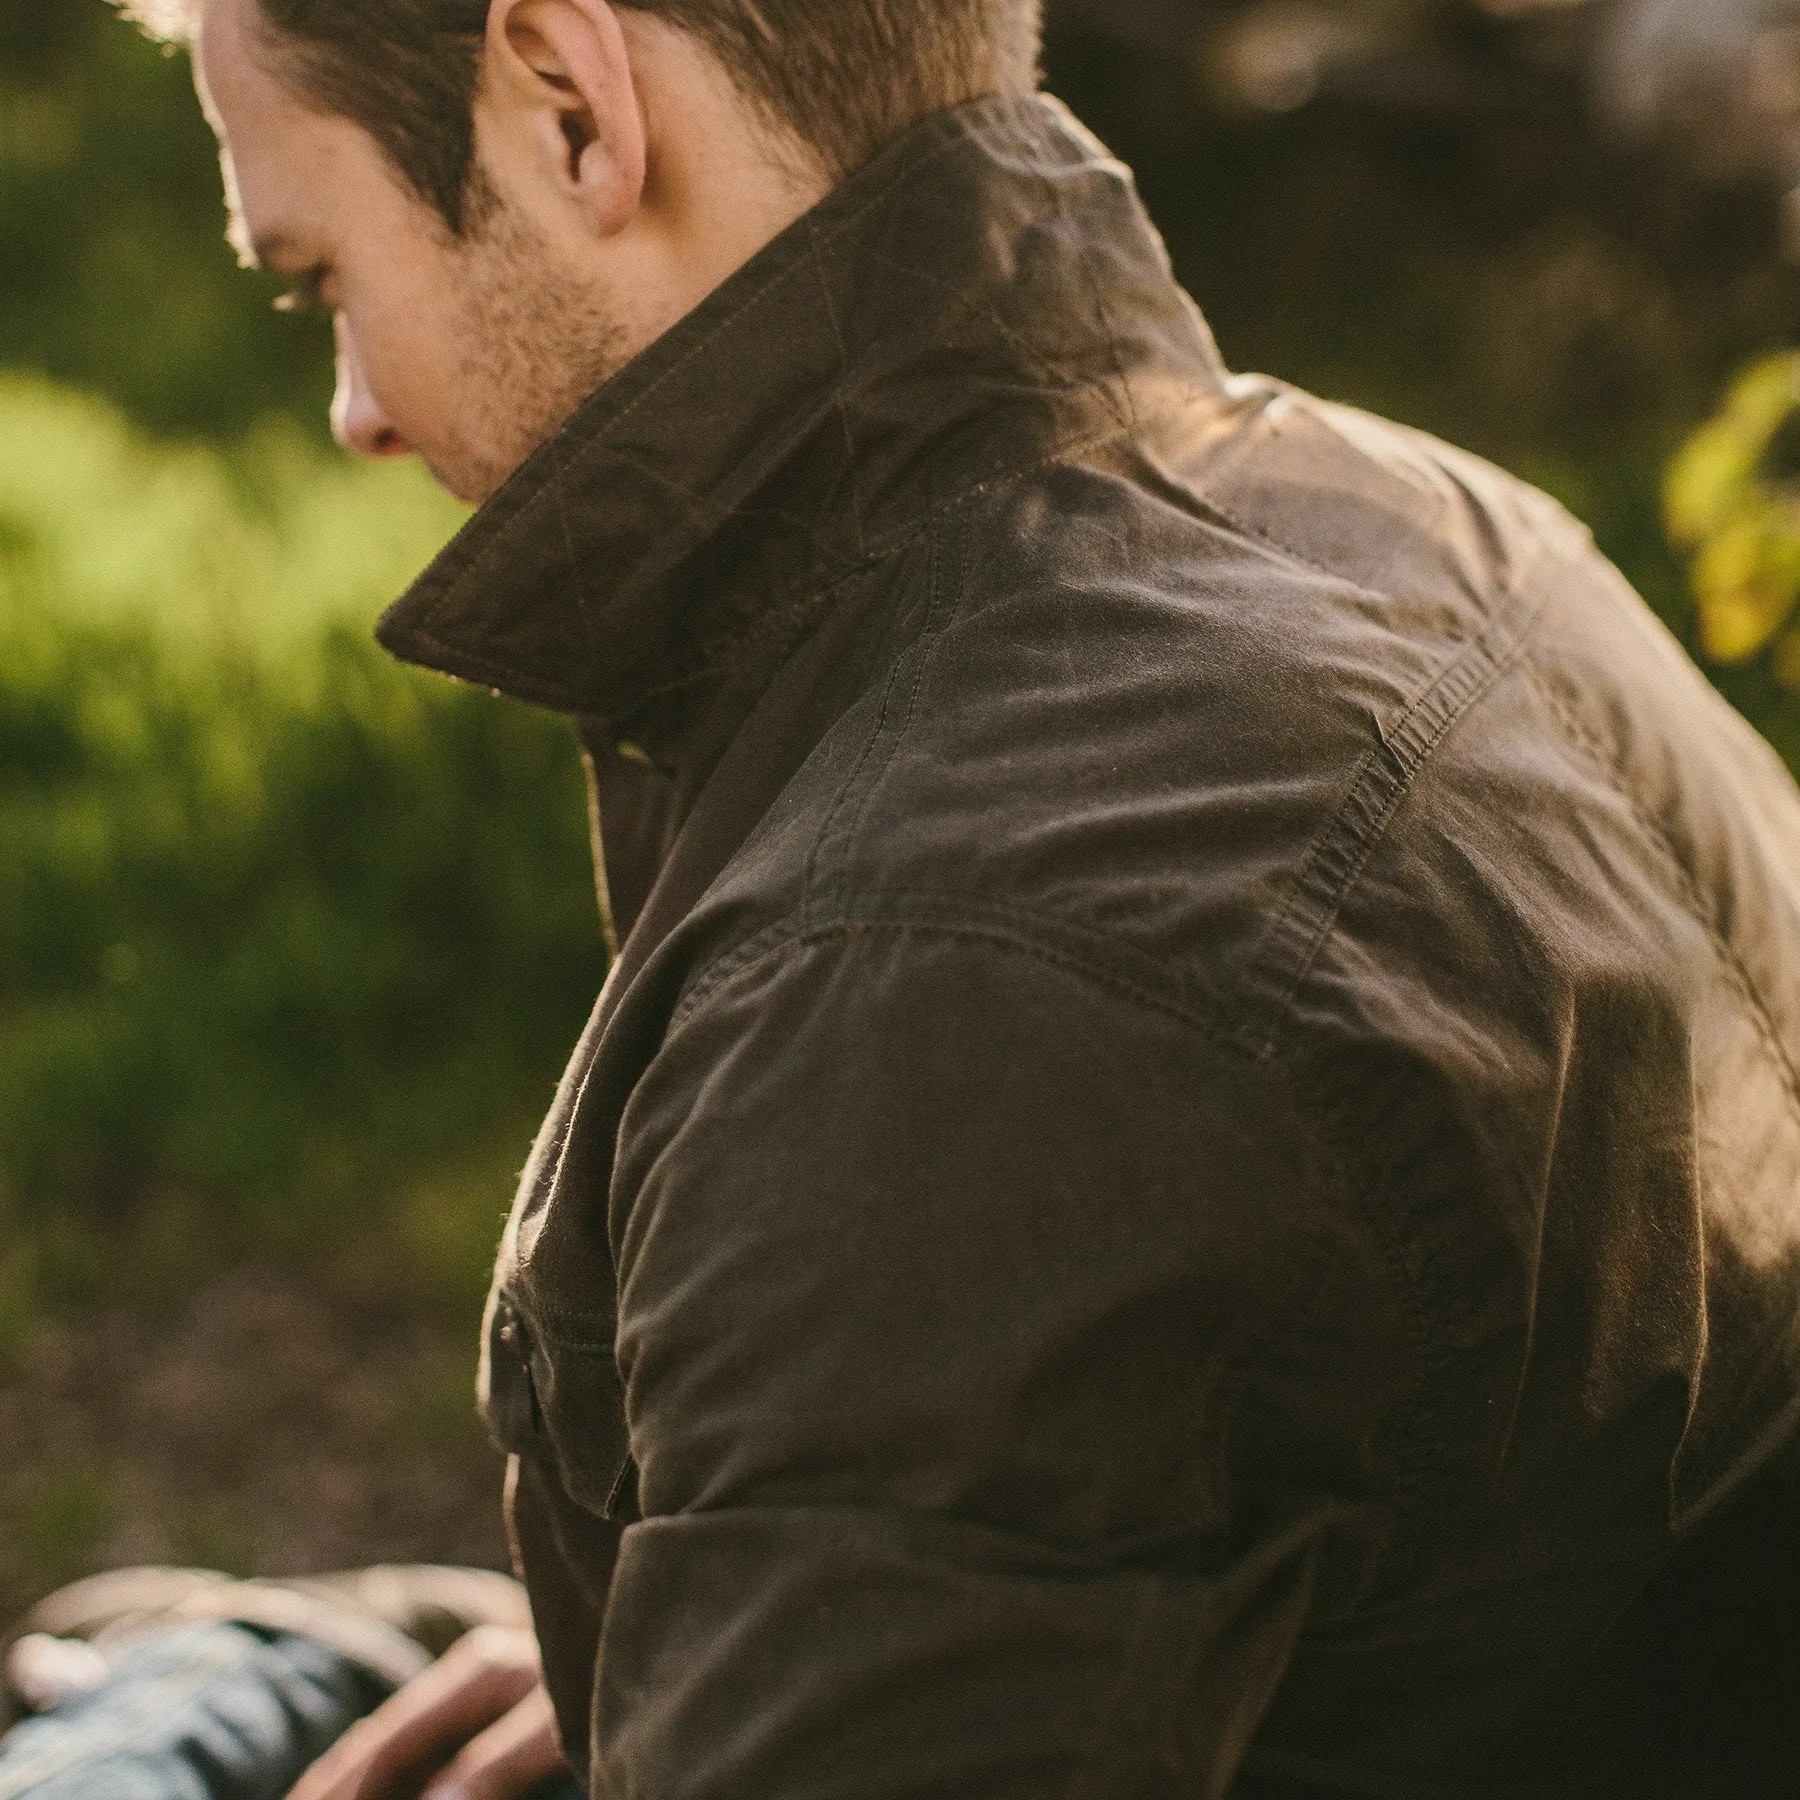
[122,0,1043,233]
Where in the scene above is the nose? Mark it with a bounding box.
[331,316,410,459]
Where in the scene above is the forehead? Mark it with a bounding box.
[194,0,369,264]
[195,0,296,139]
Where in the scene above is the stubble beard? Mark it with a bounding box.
[435,199,628,507]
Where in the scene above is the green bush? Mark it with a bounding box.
[0,377,607,1331]
[2,1,333,439]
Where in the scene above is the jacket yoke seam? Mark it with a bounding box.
[1188,473,1572,735]
[840,510,972,867]
[1232,556,1553,1060]
[1043,155,1136,437]
[791,441,1152,905]
[801,512,968,915]
[663,904,1387,1269]
[1182,485,1378,597]
[670,897,1238,1046]
[504,1285,618,1352]
[1163,478,1552,980]
[797,541,936,917]
[1155,481,1556,1530]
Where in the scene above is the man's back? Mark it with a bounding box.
[370,93,1800,1794]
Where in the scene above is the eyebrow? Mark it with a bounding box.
[225,195,300,270]
[244,227,298,272]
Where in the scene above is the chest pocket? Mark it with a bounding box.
[482,1284,635,1520]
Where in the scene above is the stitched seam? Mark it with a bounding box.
[801,509,971,908]
[1189,438,1571,606]
[1525,660,1800,1126]
[1054,151,1136,437]
[804,212,865,560]
[1236,570,1552,1058]
[1190,486,1381,594]
[673,887,1235,1041]
[671,907,1245,1053]
[1239,646,1525,1055]
[1171,477,1555,979]
[666,914,1412,1576]
[1191,479,1538,775]
[1190,437,1583,738]
[838,508,969,866]
[1189,471,1570,723]
[508,1288,618,1348]
[799,537,942,920]
[789,427,1157,895]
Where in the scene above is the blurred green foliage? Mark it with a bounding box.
[0,377,468,647]
[0,376,605,1331]
[1666,355,1800,675]
[1,2,332,437]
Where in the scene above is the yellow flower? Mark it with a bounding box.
[1668,354,1800,664]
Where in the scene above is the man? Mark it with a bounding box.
[63,0,1800,1792]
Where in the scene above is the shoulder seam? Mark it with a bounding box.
[669,895,1242,1049]
[1229,540,1554,1060]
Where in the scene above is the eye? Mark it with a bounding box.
[273,265,332,315]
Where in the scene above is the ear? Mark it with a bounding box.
[482,0,647,238]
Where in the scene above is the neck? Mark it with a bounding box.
[537,12,835,365]
[630,13,832,288]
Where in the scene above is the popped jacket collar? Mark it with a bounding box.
[376,93,1228,736]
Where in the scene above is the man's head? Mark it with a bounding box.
[122,0,1043,504]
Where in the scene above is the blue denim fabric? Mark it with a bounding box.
[0,1623,586,1800]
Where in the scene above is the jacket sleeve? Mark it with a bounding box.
[595,920,1401,1798]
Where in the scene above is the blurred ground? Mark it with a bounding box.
[0,1268,508,1618]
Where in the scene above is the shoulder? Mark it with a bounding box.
[688,371,1797,1077]
[729,389,1603,1005]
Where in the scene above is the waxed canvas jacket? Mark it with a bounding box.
[378,94,1800,1798]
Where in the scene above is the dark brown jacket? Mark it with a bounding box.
[379,95,1800,1798]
